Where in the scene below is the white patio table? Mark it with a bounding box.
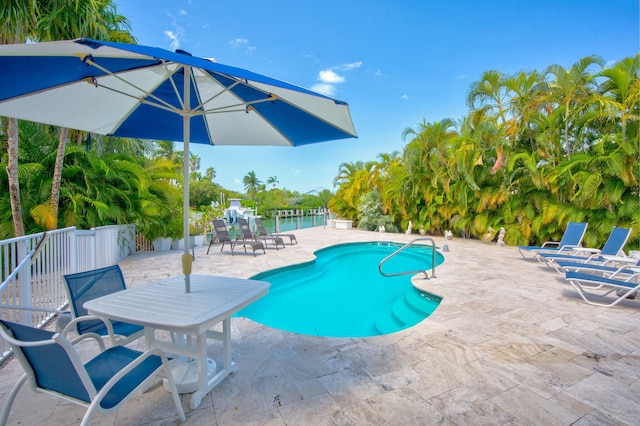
[84,274,270,409]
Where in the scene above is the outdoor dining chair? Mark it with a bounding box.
[0,318,186,426]
[63,265,144,346]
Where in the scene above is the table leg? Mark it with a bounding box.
[189,318,237,409]
[222,317,231,369]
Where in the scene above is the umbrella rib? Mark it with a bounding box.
[195,75,248,110]
[84,57,186,115]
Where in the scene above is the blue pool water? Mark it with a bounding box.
[237,242,444,338]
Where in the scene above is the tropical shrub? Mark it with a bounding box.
[331,55,639,251]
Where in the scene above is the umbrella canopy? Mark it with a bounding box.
[0,38,357,291]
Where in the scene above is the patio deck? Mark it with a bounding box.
[1,226,639,425]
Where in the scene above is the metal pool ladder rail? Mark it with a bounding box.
[378,237,438,279]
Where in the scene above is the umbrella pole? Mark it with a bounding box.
[182,66,192,293]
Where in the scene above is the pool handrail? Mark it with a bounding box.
[378,237,438,279]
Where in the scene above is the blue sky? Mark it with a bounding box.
[116,0,638,194]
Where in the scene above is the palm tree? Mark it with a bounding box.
[243,171,262,201]
[544,55,604,157]
[36,0,135,230]
[0,0,135,235]
[266,176,279,189]
[594,55,639,143]
[189,153,201,174]
[467,70,509,125]
[155,140,180,162]
[0,0,37,236]
[205,167,216,181]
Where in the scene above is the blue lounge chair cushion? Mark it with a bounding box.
[539,227,632,262]
[518,222,587,257]
[566,271,639,290]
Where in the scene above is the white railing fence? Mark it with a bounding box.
[0,224,135,363]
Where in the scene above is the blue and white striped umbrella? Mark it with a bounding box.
[0,38,357,291]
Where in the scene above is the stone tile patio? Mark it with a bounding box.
[1,226,638,425]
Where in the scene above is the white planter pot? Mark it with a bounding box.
[174,236,202,250]
[153,237,172,251]
[193,235,205,247]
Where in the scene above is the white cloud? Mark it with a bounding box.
[164,30,180,51]
[228,38,256,54]
[311,83,336,96]
[228,38,249,48]
[336,61,362,71]
[374,69,382,77]
[179,8,187,16]
[401,94,409,100]
[291,168,301,177]
[318,69,345,84]
[313,61,361,97]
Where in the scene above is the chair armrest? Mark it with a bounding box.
[90,347,186,422]
[62,316,109,350]
[610,266,640,280]
[540,241,560,248]
[557,244,582,252]
[602,255,637,264]
[571,247,601,255]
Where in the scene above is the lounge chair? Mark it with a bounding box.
[557,258,640,276]
[565,270,640,307]
[517,221,587,259]
[206,219,265,256]
[0,318,186,426]
[63,265,144,346]
[539,226,632,271]
[254,216,297,245]
[238,218,284,250]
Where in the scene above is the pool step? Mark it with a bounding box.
[404,290,439,315]
[374,313,404,335]
[374,290,439,335]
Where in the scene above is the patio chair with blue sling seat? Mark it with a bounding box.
[517,221,588,259]
[564,270,640,307]
[538,227,632,271]
[0,318,186,426]
[63,265,144,346]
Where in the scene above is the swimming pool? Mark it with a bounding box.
[237,241,444,337]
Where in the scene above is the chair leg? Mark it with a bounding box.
[162,361,186,422]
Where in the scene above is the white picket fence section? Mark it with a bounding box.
[0,225,135,363]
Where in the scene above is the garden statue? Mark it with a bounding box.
[496,227,506,247]
[482,227,496,243]
[406,221,412,235]
[444,230,453,240]
[379,225,386,232]
[419,225,426,235]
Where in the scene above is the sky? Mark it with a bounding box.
[115,0,638,194]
